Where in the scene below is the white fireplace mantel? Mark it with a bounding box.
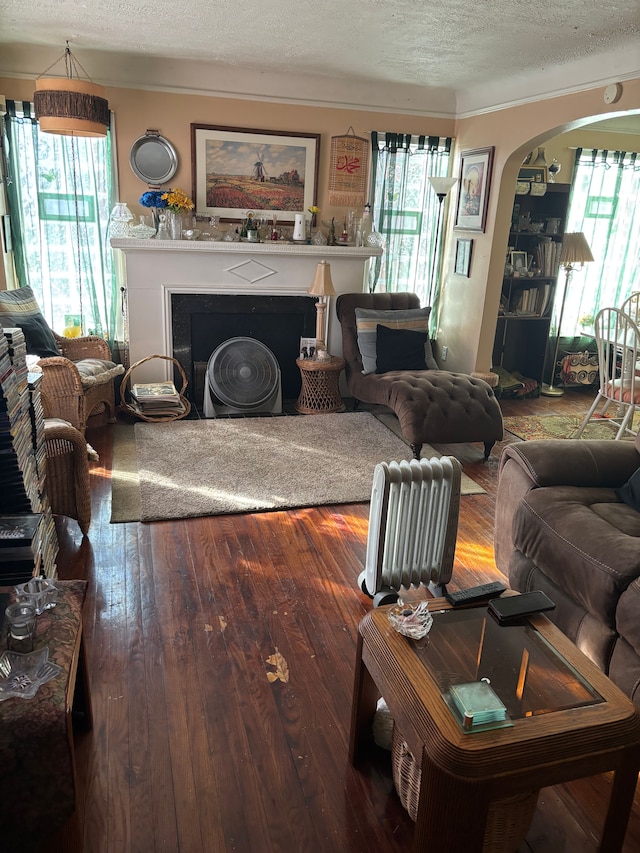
[111,238,383,383]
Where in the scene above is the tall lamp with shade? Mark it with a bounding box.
[308,260,336,361]
[427,177,458,305]
[541,232,595,396]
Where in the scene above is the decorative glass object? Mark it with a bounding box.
[155,213,170,240]
[548,159,562,182]
[129,215,157,239]
[388,601,433,639]
[109,202,134,238]
[311,228,327,246]
[167,210,184,240]
[0,648,62,701]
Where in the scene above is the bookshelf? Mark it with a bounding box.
[492,183,571,393]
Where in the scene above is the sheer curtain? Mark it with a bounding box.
[2,101,119,350]
[561,148,640,337]
[369,133,452,331]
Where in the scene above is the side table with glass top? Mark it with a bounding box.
[0,580,92,853]
[295,355,345,414]
[349,601,640,853]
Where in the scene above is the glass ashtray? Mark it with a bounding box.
[0,648,61,701]
[388,601,433,639]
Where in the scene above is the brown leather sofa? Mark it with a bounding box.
[495,434,640,707]
[335,292,504,459]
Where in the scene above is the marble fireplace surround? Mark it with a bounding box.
[111,239,383,389]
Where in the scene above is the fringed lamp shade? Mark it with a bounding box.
[34,77,109,137]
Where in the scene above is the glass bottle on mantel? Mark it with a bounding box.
[359,203,373,247]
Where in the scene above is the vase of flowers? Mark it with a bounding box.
[161,188,195,240]
[139,190,167,232]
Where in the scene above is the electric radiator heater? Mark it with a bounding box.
[359,456,462,607]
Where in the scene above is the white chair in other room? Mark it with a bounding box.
[574,306,640,440]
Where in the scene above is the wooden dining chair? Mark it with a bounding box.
[574,306,640,439]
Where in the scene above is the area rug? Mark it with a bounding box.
[503,414,639,442]
[111,412,484,523]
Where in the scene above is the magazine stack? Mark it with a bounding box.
[130,381,186,418]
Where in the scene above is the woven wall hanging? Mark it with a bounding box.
[329,127,369,208]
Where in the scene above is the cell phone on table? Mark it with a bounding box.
[488,590,555,625]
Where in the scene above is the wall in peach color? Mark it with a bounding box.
[440,79,640,376]
[2,73,638,377]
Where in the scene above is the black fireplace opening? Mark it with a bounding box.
[171,293,318,411]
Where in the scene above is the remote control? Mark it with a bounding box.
[445,581,507,607]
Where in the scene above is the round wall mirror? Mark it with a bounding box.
[129,130,178,185]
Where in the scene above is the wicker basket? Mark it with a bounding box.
[120,354,191,422]
[391,727,539,853]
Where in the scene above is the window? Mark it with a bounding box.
[561,148,640,336]
[369,133,453,331]
[1,100,119,349]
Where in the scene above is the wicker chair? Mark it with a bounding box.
[0,286,124,436]
[38,333,124,435]
[44,418,92,535]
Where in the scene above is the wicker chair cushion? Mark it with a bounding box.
[0,286,60,357]
[75,358,125,388]
[354,306,437,373]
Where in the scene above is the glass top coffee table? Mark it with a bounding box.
[349,601,640,852]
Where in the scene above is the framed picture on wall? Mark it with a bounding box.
[454,147,495,232]
[454,238,473,276]
[190,124,320,223]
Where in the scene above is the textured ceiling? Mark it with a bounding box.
[1,0,639,114]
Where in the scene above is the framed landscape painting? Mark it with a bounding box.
[191,124,320,223]
[454,147,494,232]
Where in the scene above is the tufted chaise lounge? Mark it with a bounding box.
[336,292,504,459]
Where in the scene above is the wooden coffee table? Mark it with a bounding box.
[349,601,640,852]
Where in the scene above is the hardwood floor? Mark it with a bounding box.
[56,387,640,852]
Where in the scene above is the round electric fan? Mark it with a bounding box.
[203,337,282,417]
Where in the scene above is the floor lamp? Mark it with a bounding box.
[541,232,594,396]
[427,177,458,306]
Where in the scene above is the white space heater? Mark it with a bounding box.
[204,337,282,417]
[359,456,462,607]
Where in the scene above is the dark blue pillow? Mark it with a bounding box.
[616,467,640,511]
[375,323,428,373]
[0,286,60,357]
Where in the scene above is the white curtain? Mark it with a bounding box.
[561,148,640,337]
[369,133,453,331]
[3,101,119,350]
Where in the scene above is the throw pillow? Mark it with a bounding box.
[0,286,60,357]
[375,324,428,373]
[616,467,640,511]
[354,306,437,373]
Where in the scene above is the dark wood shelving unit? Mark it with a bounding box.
[492,183,571,391]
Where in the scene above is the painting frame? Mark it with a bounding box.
[191,124,320,224]
[454,238,473,277]
[510,251,528,272]
[454,147,495,232]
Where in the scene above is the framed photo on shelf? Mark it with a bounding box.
[191,124,320,223]
[510,251,528,271]
[454,147,494,232]
[454,238,473,276]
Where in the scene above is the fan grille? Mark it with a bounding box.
[207,337,280,409]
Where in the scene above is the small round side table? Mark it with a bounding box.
[295,356,346,414]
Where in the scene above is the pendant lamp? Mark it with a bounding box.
[34,42,109,137]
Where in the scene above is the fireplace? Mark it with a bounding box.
[171,293,317,409]
[110,239,383,388]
